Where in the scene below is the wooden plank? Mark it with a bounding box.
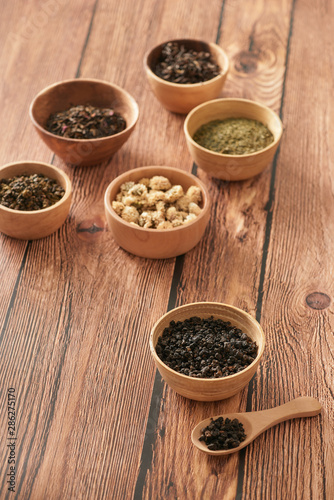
[241,0,334,497]
[0,0,97,330]
[138,0,296,498]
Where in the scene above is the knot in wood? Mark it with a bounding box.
[76,216,105,241]
[234,51,258,74]
[306,292,331,310]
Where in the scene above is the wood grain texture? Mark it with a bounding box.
[0,0,333,499]
[241,0,334,498]
[138,0,331,499]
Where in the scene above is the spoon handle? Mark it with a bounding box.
[251,397,321,435]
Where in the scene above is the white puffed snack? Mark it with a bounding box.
[111,201,124,215]
[122,195,140,206]
[186,186,202,204]
[138,177,150,187]
[113,175,202,230]
[184,213,197,223]
[188,202,202,216]
[128,183,148,198]
[146,190,166,206]
[165,185,184,203]
[120,181,135,193]
[175,195,191,212]
[149,176,172,191]
[156,221,173,230]
[121,206,139,224]
[138,211,153,228]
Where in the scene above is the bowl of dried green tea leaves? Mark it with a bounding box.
[184,98,283,180]
[0,161,72,239]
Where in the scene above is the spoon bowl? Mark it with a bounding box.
[191,397,321,456]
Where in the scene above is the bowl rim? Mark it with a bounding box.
[143,39,229,88]
[29,77,139,144]
[0,160,72,214]
[149,301,265,383]
[104,165,211,233]
[184,97,283,158]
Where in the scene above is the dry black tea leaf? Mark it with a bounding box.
[154,42,220,84]
[155,316,258,378]
[199,417,246,450]
[46,104,126,139]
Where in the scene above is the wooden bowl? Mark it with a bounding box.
[0,161,72,240]
[144,39,229,114]
[184,98,283,180]
[150,302,265,401]
[104,166,211,259]
[29,78,139,166]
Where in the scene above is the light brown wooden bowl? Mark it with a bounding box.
[29,78,139,166]
[144,39,229,114]
[150,302,265,401]
[104,166,211,259]
[184,98,283,180]
[0,161,72,240]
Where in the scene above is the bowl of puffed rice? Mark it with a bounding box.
[104,166,211,259]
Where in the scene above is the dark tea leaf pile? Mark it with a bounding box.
[153,42,220,84]
[155,316,258,378]
[199,417,246,450]
[0,174,65,211]
[46,104,126,139]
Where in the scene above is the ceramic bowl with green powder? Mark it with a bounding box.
[184,98,283,181]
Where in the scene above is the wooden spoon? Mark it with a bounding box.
[191,397,321,456]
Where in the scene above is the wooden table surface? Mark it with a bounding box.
[0,1,333,499]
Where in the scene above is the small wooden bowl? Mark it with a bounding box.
[29,78,139,166]
[144,39,229,114]
[0,161,72,240]
[184,98,283,180]
[150,302,265,401]
[104,166,211,259]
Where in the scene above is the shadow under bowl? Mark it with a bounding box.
[150,302,265,401]
[29,78,139,166]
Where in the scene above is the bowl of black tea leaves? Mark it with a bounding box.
[144,39,229,114]
[150,302,265,401]
[30,78,139,166]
